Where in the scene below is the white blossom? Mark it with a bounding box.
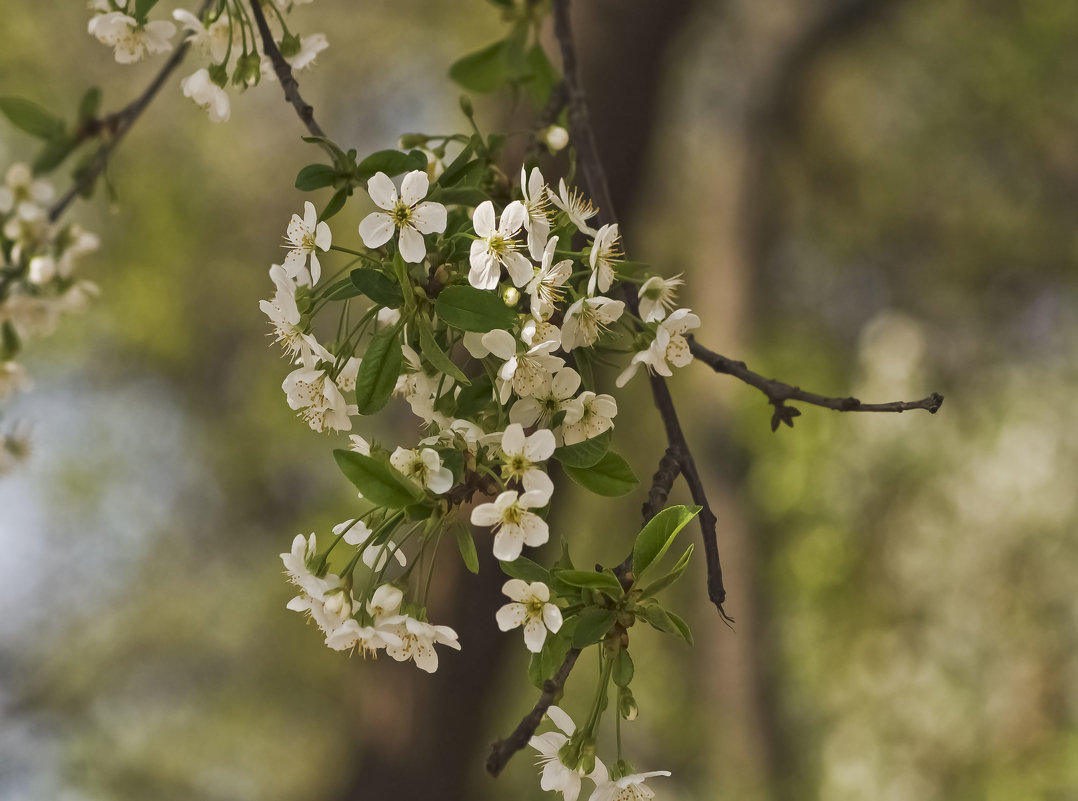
[358,171,446,264]
[587,224,622,295]
[548,179,598,236]
[259,264,305,356]
[284,200,330,285]
[172,8,232,62]
[282,336,357,432]
[587,762,671,801]
[471,489,550,562]
[469,200,532,289]
[288,32,329,70]
[520,166,551,260]
[637,274,683,323]
[384,616,462,673]
[88,11,175,63]
[530,706,586,801]
[527,235,572,321]
[180,68,231,123]
[390,446,454,495]
[498,423,555,501]
[615,308,699,387]
[562,391,617,446]
[333,518,407,571]
[0,163,53,214]
[561,296,625,351]
[496,579,563,652]
[509,367,583,430]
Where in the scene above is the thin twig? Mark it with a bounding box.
[248,0,326,138]
[553,0,730,617]
[687,336,944,431]
[485,647,581,776]
[47,0,216,224]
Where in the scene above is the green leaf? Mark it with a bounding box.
[631,505,700,581]
[350,268,403,307]
[353,326,403,414]
[635,600,678,637]
[553,569,623,597]
[435,142,476,187]
[553,429,612,468]
[667,610,693,645]
[0,97,65,140]
[612,649,634,687]
[573,347,596,390]
[562,452,639,497]
[523,42,560,107]
[454,523,479,574]
[431,187,489,207]
[439,448,465,483]
[355,149,427,181]
[448,40,508,93]
[453,374,493,418]
[332,449,424,508]
[416,315,469,385]
[499,556,550,584]
[571,608,617,649]
[528,632,572,689]
[33,138,74,174]
[77,88,102,123]
[321,186,350,221]
[637,543,694,599]
[323,276,363,300]
[435,285,517,333]
[295,163,338,191]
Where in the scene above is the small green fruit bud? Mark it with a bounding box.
[459,95,474,118]
[618,687,639,721]
[278,32,302,59]
[398,133,429,148]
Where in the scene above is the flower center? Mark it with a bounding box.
[392,202,413,227]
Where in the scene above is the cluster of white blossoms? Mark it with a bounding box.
[530,706,670,801]
[264,158,699,670]
[0,163,99,473]
[87,1,328,124]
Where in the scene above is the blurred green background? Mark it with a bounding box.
[2,1,1077,799]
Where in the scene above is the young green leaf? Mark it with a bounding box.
[523,42,560,107]
[295,163,338,191]
[667,610,694,645]
[416,315,470,385]
[562,451,639,497]
[320,186,350,221]
[33,138,75,174]
[353,326,403,414]
[631,505,700,581]
[571,608,617,649]
[332,449,424,508]
[355,149,427,181]
[636,543,694,599]
[448,40,508,93]
[0,97,65,140]
[133,0,161,22]
[322,276,363,300]
[435,142,476,188]
[350,267,403,307]
[453,374,494,418]
[77,88,102,123]
[454,523,479,574]
[552,429,612,468]
[552,569,623,598]
[499,556,550,585]
[435,284,517,332]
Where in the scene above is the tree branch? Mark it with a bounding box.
[553,0,730,619]
[247,0,326,138]
[687,336,944,431]
[47,0,216,224]
[485,647,581,776]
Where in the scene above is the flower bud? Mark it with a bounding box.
[459,95,474,118]
[502,286,520,307]
[278,32,302,59]
[618,687,639,721]
[542,125,569,152]
[398,133,429,149]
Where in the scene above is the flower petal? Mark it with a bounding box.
[472,200,496,238]
[358,212,395,249]
[399,169,429,207]
[411,201,447,234]
[496,602,527,631]
[367,172,397,210]
[397,224,426,263]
